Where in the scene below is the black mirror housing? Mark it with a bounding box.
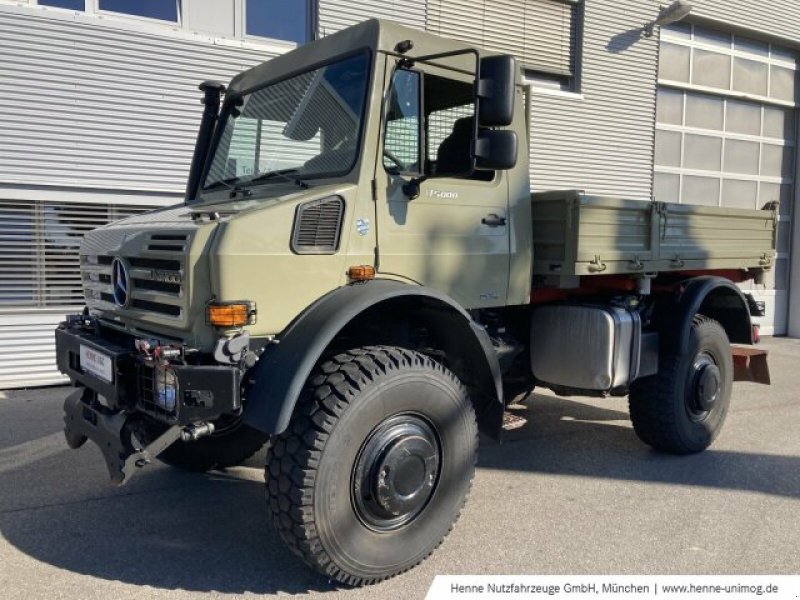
[475,129,518,171]
[478,55,516,127]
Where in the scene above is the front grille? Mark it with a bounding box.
[133,279,181,294]
[132,298,181,317]
[146,233,188,253]
[81,231,189,320]
[129,257,181,271]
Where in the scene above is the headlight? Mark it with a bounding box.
[155,365,178,412]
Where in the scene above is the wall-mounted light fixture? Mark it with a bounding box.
[643,1,693,37]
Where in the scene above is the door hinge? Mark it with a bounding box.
[371,178,377,202]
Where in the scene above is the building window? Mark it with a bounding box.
[38,0,84,10]
[655,23,798,295]
[427,0,583,91]
[98,0,179,22]
[246,0,311,44]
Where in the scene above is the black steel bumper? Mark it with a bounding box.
[55,320,243,484]
[55,324,241,424]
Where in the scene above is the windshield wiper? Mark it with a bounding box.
[249,168,309,190]
[202,176,240,192]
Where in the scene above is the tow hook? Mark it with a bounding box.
[181,422,216,442]
[63,389,216,486]
[131,422,216,469]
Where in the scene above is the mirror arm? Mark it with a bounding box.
[402,175,428,200]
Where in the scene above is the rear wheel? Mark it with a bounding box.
[629,315,733,454]
[266,346,477,586]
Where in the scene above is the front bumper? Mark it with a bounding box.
[55,322,242,424]
[55,318,243,484]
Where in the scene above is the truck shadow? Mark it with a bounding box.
[0,450,340,595]
[481,393,800,500]
[1,392,798,594]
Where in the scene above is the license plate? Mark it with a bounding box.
[79,345,113,383]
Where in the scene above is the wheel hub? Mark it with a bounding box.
[353,414,441,531]
[696,364,721,411]
[687,352,721,419]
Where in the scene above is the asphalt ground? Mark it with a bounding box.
[0,337,798,599]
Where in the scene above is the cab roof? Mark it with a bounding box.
[227,19,482,96]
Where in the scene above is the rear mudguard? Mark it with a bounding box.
[667,276,754,354]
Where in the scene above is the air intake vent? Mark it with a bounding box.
[292,196,345,254]
[147,233,188,253]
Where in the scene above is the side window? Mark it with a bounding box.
[383,69,421,174]
[427,103,474,169]
[424,74,493,181]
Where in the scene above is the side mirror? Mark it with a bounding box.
[475,129,518,171]
[477,55,516,127]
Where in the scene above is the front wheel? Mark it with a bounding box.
[266,346,477,586]
[629,315,733,454]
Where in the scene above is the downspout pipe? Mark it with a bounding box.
[185,80,226,203]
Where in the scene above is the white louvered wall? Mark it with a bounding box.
[0,201,162,388]
[527,0,660,199]
[0,9,279,193]
[427,0,579,77]
[0,5,286,388]
[319,0,426,36]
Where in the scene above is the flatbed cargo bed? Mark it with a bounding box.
[531,190,777,283]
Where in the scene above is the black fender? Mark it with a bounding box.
[666,276,753,355]
[243,279,504,437]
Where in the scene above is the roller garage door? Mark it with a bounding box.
[654,23,797,335]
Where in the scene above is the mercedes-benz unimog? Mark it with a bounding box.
[55,19,774,585]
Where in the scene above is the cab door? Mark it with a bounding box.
[374,60,510,309]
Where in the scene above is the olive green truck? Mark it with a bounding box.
[56,19,775,585]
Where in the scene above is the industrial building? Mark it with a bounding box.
[0,0,797,387]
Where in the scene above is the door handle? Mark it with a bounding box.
[481,214,507,227]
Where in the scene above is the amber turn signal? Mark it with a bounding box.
[348,265,375,281]
[207,301,256,327]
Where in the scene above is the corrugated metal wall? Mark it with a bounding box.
[319,0,426,36]
[0,6,285,388]
[528,0,660,199]
[0,9,278,193]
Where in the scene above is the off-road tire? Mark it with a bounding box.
[266,346,478,586]
[158,420,269,472]
[629,315,733,454]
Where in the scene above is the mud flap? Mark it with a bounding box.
[731,345,770,385]
[63,389,182,485]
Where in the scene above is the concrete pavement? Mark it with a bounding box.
[0,338,798,599]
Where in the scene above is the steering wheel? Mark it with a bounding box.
[383,149,408,172]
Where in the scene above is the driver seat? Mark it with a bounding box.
[435,117,474,174]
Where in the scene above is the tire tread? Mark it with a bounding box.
[629,315,729,454]
[265,345,477,586]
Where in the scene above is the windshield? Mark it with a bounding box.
[203,52,370,191]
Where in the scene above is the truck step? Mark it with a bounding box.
[502,411,528,431]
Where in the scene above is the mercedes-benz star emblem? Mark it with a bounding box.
[111,257,130,308]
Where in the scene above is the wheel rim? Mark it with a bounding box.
[352,413,442,532]
[686,351,721,423]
